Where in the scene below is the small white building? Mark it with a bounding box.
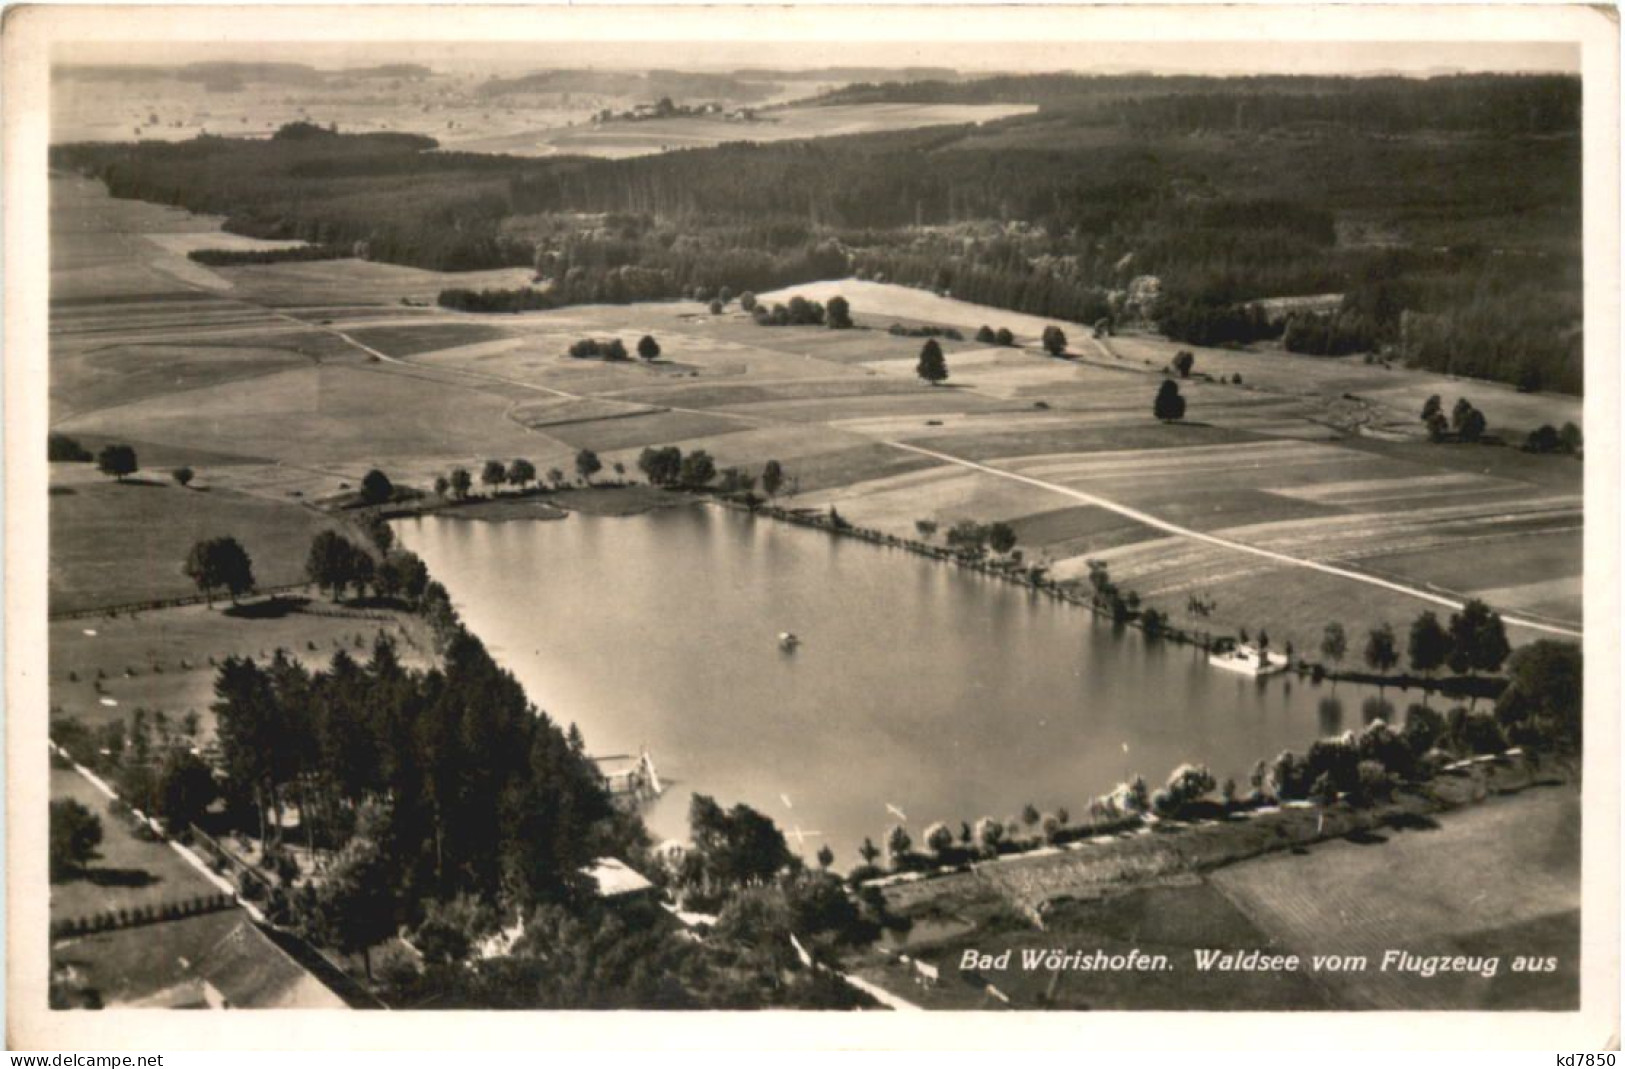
[583,857,656,903]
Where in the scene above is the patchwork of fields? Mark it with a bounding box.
[50,176,1584,674]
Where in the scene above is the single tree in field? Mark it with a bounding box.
[761,459,784,501]
[1424,411,1450,442]
[575,448,603,485]
[212,538,256,604]
[827,295,853,329]
[1558,422,1583,454]
[480,459,507,495]
[708,299,723,315]
[1172,350,1195,378]
[924,822,954,856]
[1321,622,1348,686]
[612,461,626,481]
[1364,623,1399,695]
[916,339,949,386]
[884,824,912,865]
[306,530,369,602]
[547,467,567,489]
[995,327,1015,347]
[1421,394,1442,424]
[96,444,138,482]
[1450,397,1474,431]
[606,338,630,361]
[637,446,683,487]
[987,522,1018,555]
[49,799,102,881]
[679,449,716,488]
[1041,325,1068,356]
[857,837,880,867]
[171,466,195,488]
[155,749,219,832]
[976,325,997,344]
[816,844,835,870]
[1458,406,1488,443]
[1407,610,1450,689]
[1448,599,1511,696]
[739,291,757,313]
[48,433,93,463]
[448,468,472,500]
[637,335,661,362]
[433,474,450,498]
[914,518,938,540]
[186,536,256,606]
[507,458,536,491]
[1153,379,1187,422]
[1525,425,1562,454]
[360,468,394,506]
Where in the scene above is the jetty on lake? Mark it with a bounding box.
[591,748,664,804]
[1207,640,1289,677]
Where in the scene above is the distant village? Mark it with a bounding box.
[593,97,760,124]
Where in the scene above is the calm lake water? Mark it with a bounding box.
[395,506,1385,862]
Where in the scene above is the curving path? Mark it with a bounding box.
[888,441,1583,640]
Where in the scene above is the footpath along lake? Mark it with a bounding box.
[395,506,1387,860]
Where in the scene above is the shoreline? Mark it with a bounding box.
[725,495,1505,704]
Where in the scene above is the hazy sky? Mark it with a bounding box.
[58,39,1578,78]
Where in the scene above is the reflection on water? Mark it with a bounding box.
[1362,696,1397,725]
[1318,696,1344,737]
[395,507,1385,860]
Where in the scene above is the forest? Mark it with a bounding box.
[51,71,1583,393]
[49,537,877,1007]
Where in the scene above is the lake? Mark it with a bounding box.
[395,505,1386,863]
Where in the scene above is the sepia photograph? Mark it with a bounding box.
[4,2,1619,1051]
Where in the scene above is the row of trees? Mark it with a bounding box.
[1318,600,1511,688]
[859,634,1579,880]
[567,335,663,362]
[432,451,618,501]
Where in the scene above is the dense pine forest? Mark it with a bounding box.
[52,73,1583,392]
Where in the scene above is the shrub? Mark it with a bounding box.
[973,816,1004,856]
[1354,760,1394,805]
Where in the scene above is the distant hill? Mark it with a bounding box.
[56,62,324,86]
[808,71,1580,136]
[730,67,960,82]
[477,69,781,102]
[338,64,433,80]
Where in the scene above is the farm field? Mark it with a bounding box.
[49,598,436,741]
[50,907,248,1007]
[873,785,1578,1011]
[48,466,350,613]
[50,176,1585,671]
[48,765,224,925]
[1209,786,1580,1009]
